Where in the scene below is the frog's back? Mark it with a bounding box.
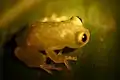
[26,21,70,47]
[16,16,87,49]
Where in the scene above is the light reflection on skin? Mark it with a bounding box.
[0,0,41,28]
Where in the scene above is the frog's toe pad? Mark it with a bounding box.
[40,64,62,74]
[40,65,52,74]
[65,56,77,61]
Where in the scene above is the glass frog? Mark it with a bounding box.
[14,16,90,74]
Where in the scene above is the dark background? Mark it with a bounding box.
[0,0,119,80]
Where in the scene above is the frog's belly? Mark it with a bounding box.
[27,37,65,50]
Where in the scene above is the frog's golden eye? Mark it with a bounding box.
[77,32,89,44]
[81,33,87,42]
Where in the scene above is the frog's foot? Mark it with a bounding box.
[58,50,77,61]
[64,56,77,70]
[46,50,77,70]
[58,51,77,69]
[40,64,62,74]
[65,56,77,61]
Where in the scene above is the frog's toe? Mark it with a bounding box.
[64,60,71,70]
[40,64,63,74]
[40,65,52,74]
[65,56,77,61]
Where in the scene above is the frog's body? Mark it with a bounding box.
[14,16,90,74]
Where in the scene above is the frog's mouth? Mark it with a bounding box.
[40,47,77,55]
[55,47,77,54]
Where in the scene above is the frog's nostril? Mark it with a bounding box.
[76,16,82,22]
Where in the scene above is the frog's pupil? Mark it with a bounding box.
[82,34,87,42]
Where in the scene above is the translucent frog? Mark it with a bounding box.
[14,16,90,74]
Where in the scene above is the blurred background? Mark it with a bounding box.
[0,0,119,80]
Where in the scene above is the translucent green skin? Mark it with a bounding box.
[14,16,90,74]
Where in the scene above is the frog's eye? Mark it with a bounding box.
[81,33,87,42]
[77,32,89,44]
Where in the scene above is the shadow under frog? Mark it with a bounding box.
[14,16,90,74]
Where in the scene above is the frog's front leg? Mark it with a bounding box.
[45,49,77,70]
[14,47,62,74]
[58,50,77,69]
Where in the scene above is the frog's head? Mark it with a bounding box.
[66,16,90,49]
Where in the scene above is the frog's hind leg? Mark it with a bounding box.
[14,47,46,67]
[14,47,62,74]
